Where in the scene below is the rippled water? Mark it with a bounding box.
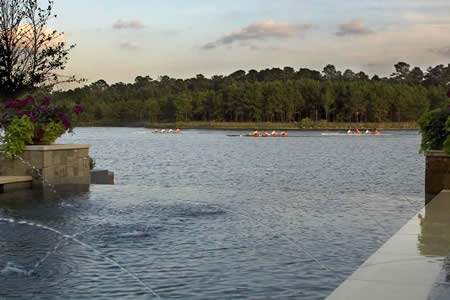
[0,128,424,299]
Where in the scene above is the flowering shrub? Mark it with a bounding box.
[418,88,450,154]
[2,96,83,132]
[0,96,84,158]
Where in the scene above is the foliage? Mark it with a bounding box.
[148,121,417,130]
[88,156,95,170]
[50,62,450,126]
[300,118,314,128]
[418,107,450,153]
[42,121,66,144]
[443,117,450,154]
[418,88,450,154]
[0,96,83,156]
[1,96,83,133]
[0,116,34,159]
[0,0,77,98]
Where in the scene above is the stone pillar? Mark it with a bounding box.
[425,150,450,204]
[0,144,90,188]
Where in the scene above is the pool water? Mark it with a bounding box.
[0,128,424,299]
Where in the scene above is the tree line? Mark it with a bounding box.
[48,62,450,125]
[0,2,448,126]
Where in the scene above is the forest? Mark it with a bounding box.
[47,62,450,126]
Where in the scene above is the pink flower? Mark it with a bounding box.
[25,96,36,104]
[62,118,72,129]
[17,99,31,110]
[5,99,19,109]
[54,109,63,119]
[41,97,51,106]
[73,105,84,115]
[17,111,31,117]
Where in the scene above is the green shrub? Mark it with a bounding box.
[418,108,450,153]
[443,118,450,154]
[42,121,66,144]
[88,156,96,170]
[300,118,314,128]
[0,116,35,159]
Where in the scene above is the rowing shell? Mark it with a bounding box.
[226,134,290,137]
[320,133,390,136]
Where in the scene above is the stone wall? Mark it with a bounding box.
[0,144,90,187]
[425,150,450,204]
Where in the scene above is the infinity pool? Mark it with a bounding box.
[0,128,424,299]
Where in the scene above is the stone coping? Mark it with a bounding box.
[24,144,90,151]
[326,190,450,300]
[0,176,32,184]
[425,150,450,157]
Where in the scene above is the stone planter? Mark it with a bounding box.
[425,150,450,204]
[0,144,90,188]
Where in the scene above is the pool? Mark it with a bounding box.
[0,128,424,299]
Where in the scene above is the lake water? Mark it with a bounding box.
[0,128,425,299]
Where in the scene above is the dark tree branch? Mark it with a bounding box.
[0,0,76,99]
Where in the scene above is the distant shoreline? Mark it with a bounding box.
[78,121,418,130]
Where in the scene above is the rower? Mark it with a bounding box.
[355,129,361,134]
[262,131,269,137]
[374,129,380,135]
[252,130,260,136]
[153,129,159,133]
[365,129,371,135]
[280,131,288,137]
[161,129,166,134]
[347,129,352,135]
[175,128,181,134]
[271,130,278,136]
[169,129,174,134]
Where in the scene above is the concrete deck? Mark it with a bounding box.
[327,190,450,300]
[24,144,90,151]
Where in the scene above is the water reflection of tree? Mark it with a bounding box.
[418,195,450,257]
[0,185,89,210]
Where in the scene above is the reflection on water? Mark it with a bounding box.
[419,194,450,257]
[418,191,450,299]
[0,129,425,299]
[0,185,90,209]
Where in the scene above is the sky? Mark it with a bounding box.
[45,0,450,85]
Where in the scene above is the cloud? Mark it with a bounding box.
[202,20,316,50]
[366,62,396,75]
[430,47,450,58]
[325,23,450,75]
[399,12,450,25]
[113,20,146,30]
[120,41,138,51]
[336,21,374,36]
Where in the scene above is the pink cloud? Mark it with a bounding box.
[203,20,316,50]
[336,21,374,36]
[113,20,146,30]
